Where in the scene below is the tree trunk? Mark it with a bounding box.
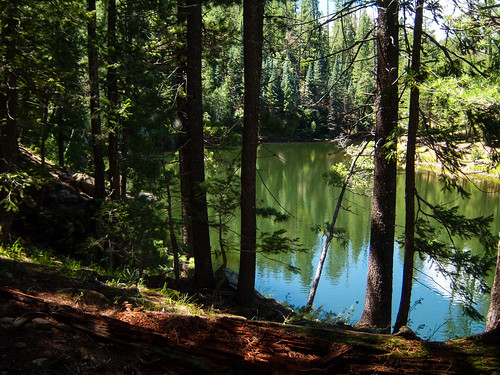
[88,0,106,200]
[41,99,49,166]
[176,0,194,255]
[0,0,19,242]
[186,0,214,288]
[236,0,265,306]
[307,142,369,308]
[166,179,181,281]
[357,0,399,331]
[0,0,19,172]
[486,240,500,332]
[107,0,120,201]
[394,0,424,334]
[57,120,65,167]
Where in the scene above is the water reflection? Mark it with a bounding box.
[220,142,500,341]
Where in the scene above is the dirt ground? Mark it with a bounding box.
[1,258,499,375]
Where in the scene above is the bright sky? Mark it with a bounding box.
[319,0,329,17]
[317,0,450,40]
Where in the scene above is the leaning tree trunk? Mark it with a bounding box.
[357,0,399,331]
[186,0,214,288]
[393,0,424,334]
[486,240,500,332]
[307,142,369,308]
[87,0,106,200]
[236,0,265,306]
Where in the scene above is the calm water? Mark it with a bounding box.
[218,142,500,341]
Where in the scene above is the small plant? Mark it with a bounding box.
[284,302,357,326]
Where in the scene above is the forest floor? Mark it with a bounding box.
[1,258,500,375]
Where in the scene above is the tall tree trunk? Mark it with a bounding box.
[0,0,19,243]
[120,0,133,199]
[357,0,399,331]
[107,0,120,200]
[41,99,49,166]
[235,0,265,306]
[393,0,424,334]
[486,240,500,332]
[176,0,194,255]
[0,0,19,172]
[57,120,65,167]
[88,0,106,200]
[186,0,214,288]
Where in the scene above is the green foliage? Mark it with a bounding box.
[284,302,357,325]
[325,143,373,195]
[0,172,33,212]
[85,199,164,271]
[258,229,305,257]
[410,195,498,320]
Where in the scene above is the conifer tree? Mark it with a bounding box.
[236,0,265,306]
[107,0,120,200]
[87,0,106,199]
[0,0,20,242]
[186,0,214,288]
[357,0,399,331]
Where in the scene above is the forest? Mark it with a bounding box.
[1,0,500,373]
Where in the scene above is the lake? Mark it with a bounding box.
[217,142,500,341]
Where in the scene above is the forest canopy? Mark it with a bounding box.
[1,0,500,334]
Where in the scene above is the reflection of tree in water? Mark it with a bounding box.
[218,143,499,339]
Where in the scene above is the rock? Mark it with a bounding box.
[32,358,49,366]
[13,317,29,328]
[214,267,239,290]
[79,290,109,306]
[0,317,14,325]
[394,325,420,340]
[32,317,51,329]
[76,346,90,360]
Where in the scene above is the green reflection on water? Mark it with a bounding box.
[212,142,500,340]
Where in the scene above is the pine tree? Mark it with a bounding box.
[236,0,265,306]
[87,0,106,199]
[357,0,399,331]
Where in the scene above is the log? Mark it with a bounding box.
[0,287,351,374]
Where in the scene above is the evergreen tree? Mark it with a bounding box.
[107,0,120,200]
[394,0,424,334]
[186,0,214,288]
[0,0,20,242]
[87,0,106,199]
[236,0,265,306]
[357,0,399,331]
[487,240,500,332]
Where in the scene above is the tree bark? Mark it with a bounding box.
[236,0,265,305]
[0,0,19,242]
[186,0,214,288]
[107,0,120,201]
[176,0,194,255]
[394,0,424,334]
[88,0,106,200]
[357,0,399,331]
[486,240,500,332]
[0,0,19,172]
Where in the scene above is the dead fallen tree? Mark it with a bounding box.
[0,287,351,374]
